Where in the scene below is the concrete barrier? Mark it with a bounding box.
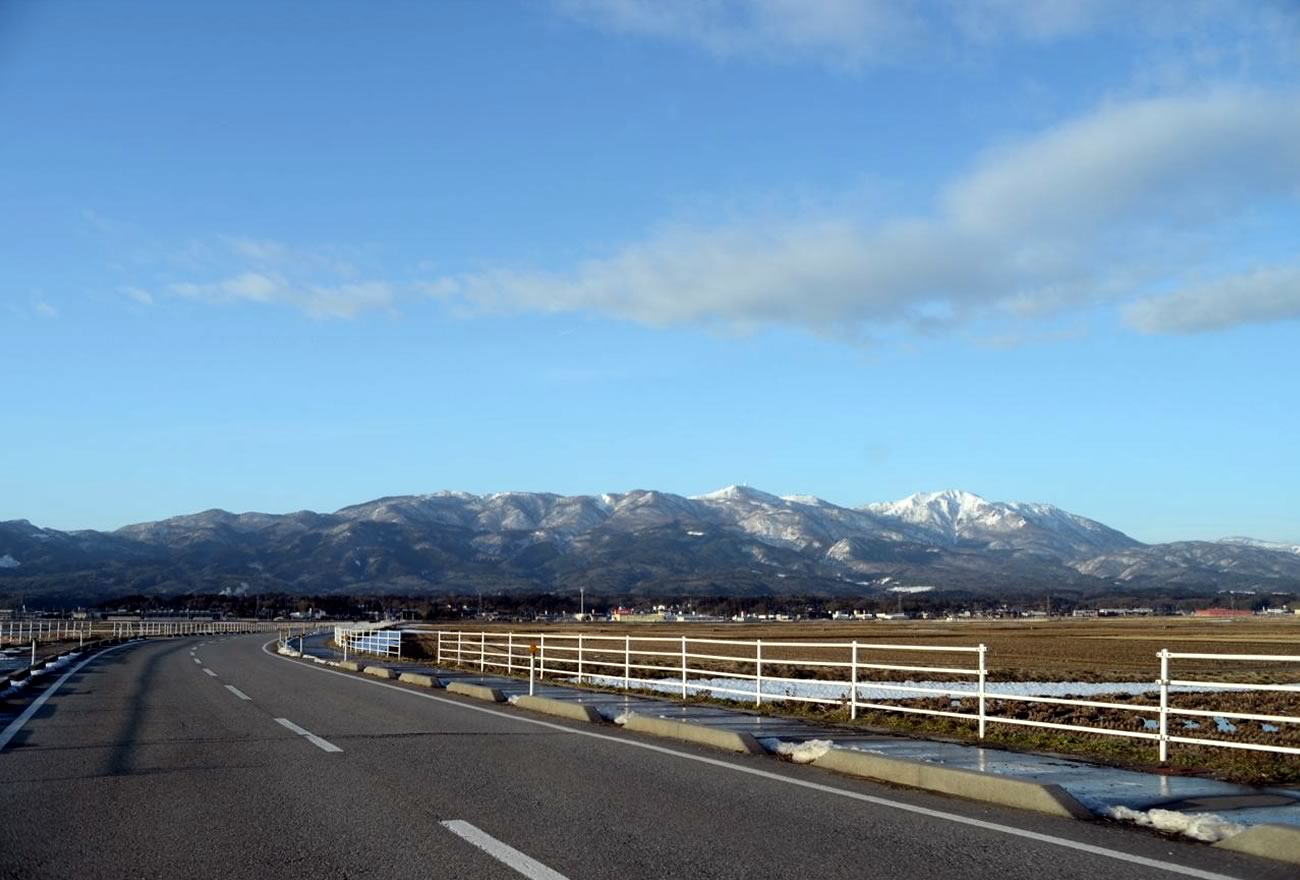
[364,666,396,679]
[398,672,443,688]
[1216,824,1300,865]
[811,749,1092,819]
[515,695,603,723]
[337,660,365,672]
[447,682,506,703]
[622,715,764,755]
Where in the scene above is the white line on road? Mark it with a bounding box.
[0,643,134,752]
[274,717,342,753]
[225,685,251,701]
[203,668,217,677]
[263,640,1244,880]
[192,657,202,664]
[441,820,570,880]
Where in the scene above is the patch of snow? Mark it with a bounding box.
[578,673,1225,703]
[0,554,19,568]
[1214,717,1238,733]
[613,710,636,725]
[1262,723,1280,733]
[760,738,834,764]
[1106,806,1245,843]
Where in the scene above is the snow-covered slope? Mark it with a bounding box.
[862,489,1139,556]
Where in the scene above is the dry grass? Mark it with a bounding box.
[411,617,1300,684]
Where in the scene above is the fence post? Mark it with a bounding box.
[1158,649,1170,763]
[624,635,631,691]
[457,631,463,665]
[529,645,536,696]
[540,634,546,680]
[436,631,442,666]
[507,633,514,674]
[680,636,687,699]
[850,640,858,721]
[578,634,585,684]
[977,644,987,739]
[755,639,763,706]
[480,632,486,672]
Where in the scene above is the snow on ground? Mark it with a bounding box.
[1106,806,1245,843]
[577,673,1221,702]
[760,738,834,763]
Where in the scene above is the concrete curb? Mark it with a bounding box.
[398,672,443,688]
[447,682,506,703]
[1215,824,1300,865]
[514,695,603,723]
[337,660,365,672]
[622,715,765,755]
[364,666,395,679]
[811,749,1092,819]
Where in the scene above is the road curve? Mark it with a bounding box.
[0,635,1289,880]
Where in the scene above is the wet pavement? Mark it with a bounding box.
[293,632,1300,828]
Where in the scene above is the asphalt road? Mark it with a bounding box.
[0,635,1290,880]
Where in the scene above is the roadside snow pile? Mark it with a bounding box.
[507,694,521,704]
[1106,806,1245,843]
[760,738,834,764]
[612,710,637,725]
[577,674,1221,703]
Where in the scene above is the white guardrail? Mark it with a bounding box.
[334,622,402,660]
[418,629,1300,762]
[0,619,280,646]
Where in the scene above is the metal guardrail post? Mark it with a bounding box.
[540,635,546,679]
[755,639,763,706]
[978,644,987,739]
[436,631,442,665]
[480,632,486,672]
[1158,649,1170,763]
[850,640,858,720]
[507,633,514,673]
[457,631,463,665]
[624,635,631,691]
[680,636,687,698]
[578,635,584,684]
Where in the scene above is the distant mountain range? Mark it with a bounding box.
[3,487,1299,602]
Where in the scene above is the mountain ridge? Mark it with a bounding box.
[3,487,1298,602]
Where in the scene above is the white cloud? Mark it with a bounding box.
[553,0,921,67]
[122,286,154,306]
[553,0,1299,68]
[434,91,1300,338]
[32,299,58,319]
[1124,265,1300,334]
[170,272,395,319]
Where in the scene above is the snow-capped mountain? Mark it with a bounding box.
[1218,537,1300,555]
[2,487,1298,600]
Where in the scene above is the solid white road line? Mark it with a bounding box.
[262,640,1246,880]
[225,685,251,701]
[203,668,218,677]
[0,643,134,752]
[274,717,342,753]
[441,820,570,880]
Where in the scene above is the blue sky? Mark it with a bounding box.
[2,0,1298,543]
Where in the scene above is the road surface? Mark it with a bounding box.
[0,635,1288,879]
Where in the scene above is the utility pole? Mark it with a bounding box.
[580,587,585,619]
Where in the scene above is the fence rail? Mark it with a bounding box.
[0,619,281,647]
[418,628,1300,762]
[334,622,402,659]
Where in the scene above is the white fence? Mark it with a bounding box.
[334,622,402,659]
[0,619,277,646]
[422,629,1300,761]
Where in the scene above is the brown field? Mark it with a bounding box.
[411,616,1300,683]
